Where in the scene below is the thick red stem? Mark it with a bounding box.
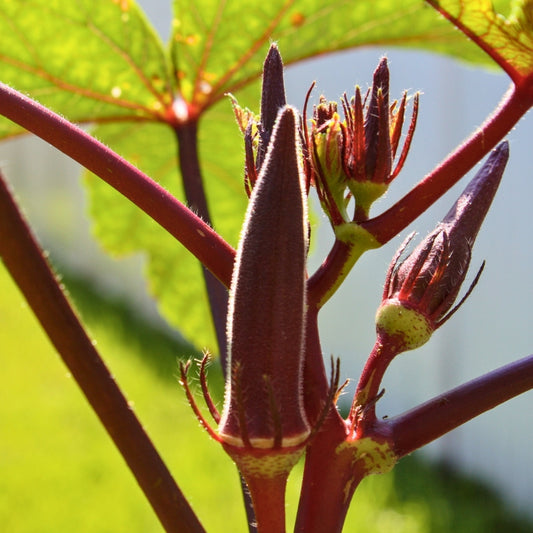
[0,172,204,533]
[391,353,533,457]
[301,307,334,423]
[296,307,356,532]
[0,82,235,288]
[295,413,362,533]
[245,473,288,533]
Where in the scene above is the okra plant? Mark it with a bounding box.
[1,1,533,532]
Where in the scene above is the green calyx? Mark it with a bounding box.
[375,300,434,351]
[336,437,397,476]
[334,222,380,250]
[348,180,389,218]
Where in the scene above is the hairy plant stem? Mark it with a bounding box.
[301,307,334,422]
[173,120,229,365]
[0,82,235,288]
[308,83,533,306]
[0,171,205,533]
[244,473,289,533]
[295,412,364,533]
[296,308,355,532]
[351,340,397,435]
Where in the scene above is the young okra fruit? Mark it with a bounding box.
[181,46,311,532]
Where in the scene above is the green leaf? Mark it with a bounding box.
[0,0,172,138]
[171,0,498,112]
[427,0,533,82]
[85,121,220,351]
[1,0,514,352]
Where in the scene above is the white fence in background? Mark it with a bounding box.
[1,25,532,519]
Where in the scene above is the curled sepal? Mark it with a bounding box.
[376,141,509,352]
[219,105,310,454]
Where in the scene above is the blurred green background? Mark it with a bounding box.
[1,263,532,532]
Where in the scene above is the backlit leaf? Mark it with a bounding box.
[427,0,533,83]
[0,0,511,351]
[84,121,220,351]
[0,1,173,139]
[170,0,496,113]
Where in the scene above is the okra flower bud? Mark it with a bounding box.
[376,142,509,351]
[351,143,509,429]
[309,58,419,224]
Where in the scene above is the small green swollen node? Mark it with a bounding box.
[375,300,433,351]
[336,435,398,477]
[347,180,388,218]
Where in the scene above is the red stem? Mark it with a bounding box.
[295,413,362,533]
[350,339,397,435]
[245,474,288,533]
[0,172,205,533]
[361,84,532,243]
[174,121,229,365]
[391,353,533,457]
[0,82,235,288]
[296,307,356,532]
[301,307,334,423]
[307,239,354,310]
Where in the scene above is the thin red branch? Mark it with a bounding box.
[0,171,205,533]
[0,82,235,288]
[361,84,533,244]
[391,353,533,458]
[174,122,229,363]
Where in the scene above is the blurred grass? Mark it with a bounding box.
[1,262,532,532]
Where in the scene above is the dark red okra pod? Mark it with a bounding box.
[218,105,310,455]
